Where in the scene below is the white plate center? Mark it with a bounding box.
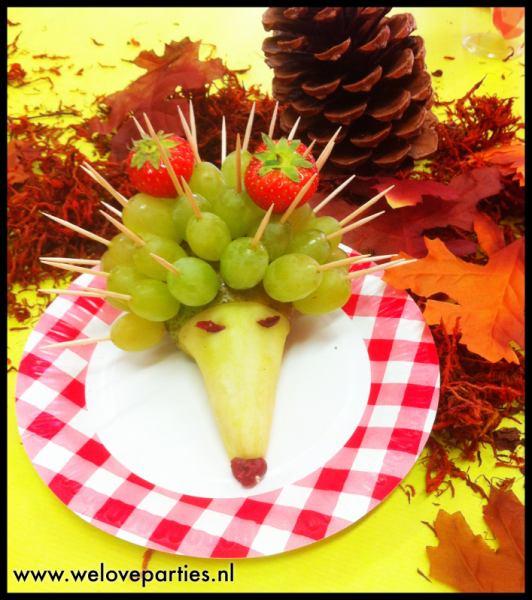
[85,309,371,498]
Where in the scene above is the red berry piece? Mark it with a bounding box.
[244,134,319,213]
[127,132,194,197]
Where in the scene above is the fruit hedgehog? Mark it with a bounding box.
[40,102,413,488]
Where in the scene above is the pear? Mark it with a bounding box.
[177,301,290,487]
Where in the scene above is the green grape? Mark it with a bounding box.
[101,234,136,271]
[107,264,143,311]
[220,238,269,290]
[311,215,341,237]
[123,193,179,240]
[172,193,212,240]
[133,234,187,280]
[289,204,316,233]
[186,212,231,261]
[189,161,226,204]
[166,257,220,306]
[257,218,291,261]
[129,279,180,321]
[288,229,331,264]
[221,149,252,190]
[328,247,349,265]
[263,253,322,302]
[294,268,351,315]
[110,313,165,351]
[212,189,263,238]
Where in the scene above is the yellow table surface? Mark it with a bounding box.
[8,7,524,593]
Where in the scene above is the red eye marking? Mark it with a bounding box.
[196,320,225,333]
[257,315,280,328]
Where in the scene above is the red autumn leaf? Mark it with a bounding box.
[474,212,506,256]
[384,236,524,363]
[85,38,227,135]
[427,487,524,592]
[374,177,458,208]
[470,141,524,187]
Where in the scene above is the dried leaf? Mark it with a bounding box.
[471,141,524,186]
[474,212,506,256]
[384,237,524,363]
[427,488,524,592]
[374,177,458,208]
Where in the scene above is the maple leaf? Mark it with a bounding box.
[427,487,524,592]
[373,177,458,208]
[470,140,524,186]
[474,212,506,256]
[325,168,502,257]
[85,38,227,135]
[384,236,524,363]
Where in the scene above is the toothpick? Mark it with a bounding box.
[41,212,110,247]
[287,116,301,141]
[40,259,109,278]
[149,252,179,274]
[268,101,279,139]
[338,185,394,227]
[242,101,256,152]
[180,177,202,219]
[235,133,242,194]
[280,173,318,224]
[99,210,145,246]
[189,99,198,156]
[313,174,356,214]
[40,257,100,266]
[302,139,316,159]
[317,254,371,271]
[142,113,185,197]
[346,258,418,280]
[100,200,122,218]
[251,205,274,248]
[80,163,129,208]
[41,335,111,351]
[326,210,386,240]
[131,114,146,137]
[38,287,132,301]
[221,116,227,164]
[177,106,201,163]
[316,126,342,171]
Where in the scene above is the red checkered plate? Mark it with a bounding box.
[15,253,439,558]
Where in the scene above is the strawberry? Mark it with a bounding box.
[127,132,194,197]
[244,134,319,213]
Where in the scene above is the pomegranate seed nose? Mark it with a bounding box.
[231,457,267,487]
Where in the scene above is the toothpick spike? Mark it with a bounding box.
[80,162,128,208]
[177,106,201,163]
[251,204,274,248]
[99,210,145,246]
[235,133,242,194]
[242,101,256,152]
[149,252,180,274]
[268,101,279,139]
[142,112,185,196]
[41,211,110,247]
[180,177,202,219]
[346,258,418,280]
[313,174,356,214]
[317,254,371,272]
[287,116,301,141]
[131,114,147,137]
[100,200,122,218]
[326,210,386,240]
[40,257,100,265]
[189,99,198,157]
[280,173,318,224]
[302,139,316,159]
[38,287,132,301]
[221,116,227,164]
[41,335,111,351]
[338,185,394,227]
[316,126,342,171]
[40,259,109,278]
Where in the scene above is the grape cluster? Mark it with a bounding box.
[103,156,351,351]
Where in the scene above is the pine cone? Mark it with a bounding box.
[262,7,438,171]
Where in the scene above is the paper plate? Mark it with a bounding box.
[15,253,440,558]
